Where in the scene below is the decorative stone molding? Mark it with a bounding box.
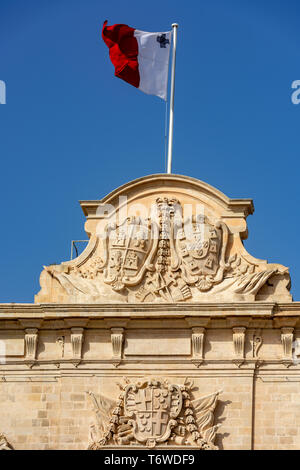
[24,328,38,360]
[232,327,246,367]
[71,327,84,362]
[185,318,210,328]
[64,319,88,328]
[281,327,294,365]
[273,318,297,329]
[19,320,43,329]
[110,328,124,366]
[191,327,205,367]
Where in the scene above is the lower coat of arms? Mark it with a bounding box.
[87,378,222,449]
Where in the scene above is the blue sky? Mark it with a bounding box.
[0,0,300,302]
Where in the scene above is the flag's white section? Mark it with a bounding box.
[134,30,172,100]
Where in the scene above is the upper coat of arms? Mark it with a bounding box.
[99,198,229,301]
[175,214,228,292]
[41,194,290,303]
[102,216,158,292]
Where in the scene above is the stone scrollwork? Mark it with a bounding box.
[87,378,221,450]
[253,330,263,358]
[0,434,13,450]
[56,336,65,357]
[225,254,277,297]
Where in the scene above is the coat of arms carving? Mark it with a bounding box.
[87,378,222,449]
[99,198,229,301]
[40,191,290,304]
[176,215,228,292]
[102,216,158,291]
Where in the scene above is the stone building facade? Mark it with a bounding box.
[0,174,299,450]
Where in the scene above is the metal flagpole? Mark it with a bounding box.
[167,23,178,174]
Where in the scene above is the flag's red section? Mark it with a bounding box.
[102,21,140,88]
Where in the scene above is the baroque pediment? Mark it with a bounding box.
[35,174,291,303]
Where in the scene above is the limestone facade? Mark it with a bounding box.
[0,174,299,450]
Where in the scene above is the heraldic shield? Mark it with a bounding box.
[87,377,222,449]
[124,380,182,446]
[176,215,228,292]
[103,216,158,291]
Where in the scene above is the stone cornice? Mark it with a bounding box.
[0,302,299,321]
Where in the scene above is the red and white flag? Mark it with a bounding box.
[102,21,172,100]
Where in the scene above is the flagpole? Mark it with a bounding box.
[167,23,178,174]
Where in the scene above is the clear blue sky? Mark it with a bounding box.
[1,0,300,302]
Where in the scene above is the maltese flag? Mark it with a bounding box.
[102,21,172,100]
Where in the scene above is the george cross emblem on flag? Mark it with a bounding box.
[102,22,174,100]
[156,33,170,48]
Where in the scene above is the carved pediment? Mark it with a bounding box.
[87,377,221,449]
[35,174,291,304]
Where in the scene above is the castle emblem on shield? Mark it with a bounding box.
[103,216,158,291]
